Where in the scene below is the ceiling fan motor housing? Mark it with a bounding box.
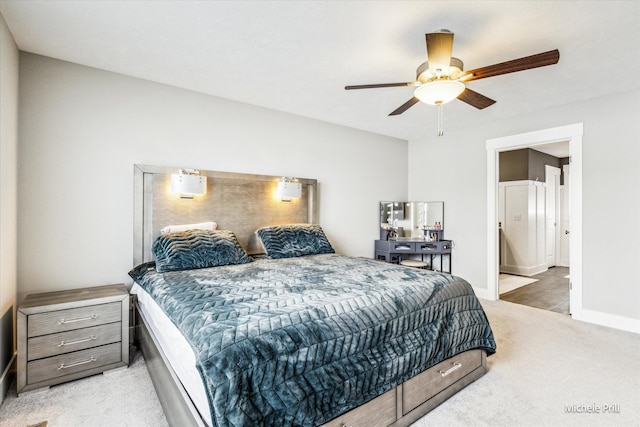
[416,57,464,83]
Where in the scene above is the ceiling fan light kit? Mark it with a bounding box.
[414,80,465,105]
[345,29,559,136]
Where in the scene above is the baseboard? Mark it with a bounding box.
[472,286,493,301]
[579,309,640,334]
[474,289,638,334]
[499,265,547,277]
[0,352,16,405]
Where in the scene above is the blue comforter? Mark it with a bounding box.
[130,254,496,427]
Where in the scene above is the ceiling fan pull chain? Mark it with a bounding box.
[437,103,444,136]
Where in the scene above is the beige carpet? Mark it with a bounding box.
[415,299,640,427]
[499,273,538,294]
[0,352,167,427]
[1,300,638,427]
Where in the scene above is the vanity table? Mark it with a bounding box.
[375,239,452,273]
[377,201,452,273]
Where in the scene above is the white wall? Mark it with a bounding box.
[0,11,19,401]
[17,53,407,301]
[15,51,639,327]
[408,89,640,323]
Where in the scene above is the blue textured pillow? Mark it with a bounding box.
[256,224,335,259]
[152,229,250,272]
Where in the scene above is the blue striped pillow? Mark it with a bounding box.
[256,224,334,259]
[152,229,250,272]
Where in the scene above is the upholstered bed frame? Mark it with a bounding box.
[132,164,488,427]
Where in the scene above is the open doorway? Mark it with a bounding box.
[497,144,570,314]
[485,123,583,320]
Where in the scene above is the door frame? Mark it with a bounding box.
[486,123,583,319]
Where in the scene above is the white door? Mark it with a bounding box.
[498,185,506,269]
[559,164,571,267]
[545,166,561,267]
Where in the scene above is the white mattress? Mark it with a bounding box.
[131,283,212,427]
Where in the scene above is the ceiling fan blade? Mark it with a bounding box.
[388,97,420,116]
[460,49,560,82]
[345,82,417,90]
[457,88,496,109]
[426,30,454,75]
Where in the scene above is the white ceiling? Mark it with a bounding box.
[1,1,638,145]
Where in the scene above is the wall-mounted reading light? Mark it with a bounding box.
[277,177,302,202]
[171,169,207,199]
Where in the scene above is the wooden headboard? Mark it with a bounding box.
[133,165,318,266]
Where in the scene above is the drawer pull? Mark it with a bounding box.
[439,362,462,377]
[58,314,97,325]
[58,335,97,347]
[58,356,97,370]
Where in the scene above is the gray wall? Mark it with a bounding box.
[7,38,640,349]
[0,12,19,403]
[16,53,407,303]
[528,149,562,182]
[499,148,562,182]
[408,89,640,324]
[499,149,529,182]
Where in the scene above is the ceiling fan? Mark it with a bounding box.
[345,30,559,135]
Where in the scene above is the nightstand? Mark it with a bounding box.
[17,284,129,394]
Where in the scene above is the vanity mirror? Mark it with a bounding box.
[380,201,444,240]
[377,201,451,273]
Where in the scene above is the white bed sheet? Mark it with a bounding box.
[131,283,212,427]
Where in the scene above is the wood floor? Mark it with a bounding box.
[500,267,570,315]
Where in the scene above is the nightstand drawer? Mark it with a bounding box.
[27,302,121,337]
[27,322,122,361]
[27,342,122,384]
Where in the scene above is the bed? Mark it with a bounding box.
[130,165,496,427]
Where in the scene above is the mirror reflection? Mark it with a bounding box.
[380,201,444,240]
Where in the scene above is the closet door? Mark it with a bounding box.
[545,166,561,267]
[498,185,506,269]
[559,164,571,267]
